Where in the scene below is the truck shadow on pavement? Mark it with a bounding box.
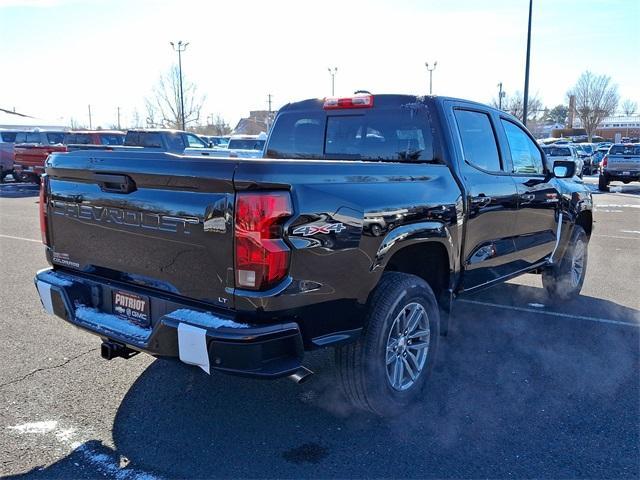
[0,183,40,198]
[7,284,639,479]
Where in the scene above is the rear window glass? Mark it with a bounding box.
[266,105,434,162]
[125,132,164,148]
[64,133,92,144]
[228,139,266,150]
[100,134,124,145]
[1,132,18,142]
[16,132,42,143]
[542,147,571,156]
[609,145,640,155]
[46,133,64,144]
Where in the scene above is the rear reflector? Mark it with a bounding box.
[323,94,374,110]
[39,176,49,246]
[234,191,292,290]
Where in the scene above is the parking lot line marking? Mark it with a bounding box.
[0,234,40,243]
[458,299,639,328]
[621,230,640,235]
[594,234,640,241]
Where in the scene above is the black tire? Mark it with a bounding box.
[598,174,609,192]
[542,225,588,302]
[335,272,440,416]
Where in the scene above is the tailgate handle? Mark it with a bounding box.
[94,173,137,194]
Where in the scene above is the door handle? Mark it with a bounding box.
[93,173,137,194]
[470,194,492,207]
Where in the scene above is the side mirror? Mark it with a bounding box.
[553,160,576,178]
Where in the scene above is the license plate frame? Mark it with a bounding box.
[112,289,150,326]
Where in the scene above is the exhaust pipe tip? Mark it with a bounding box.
[289,366,314,385]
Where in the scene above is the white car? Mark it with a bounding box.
[541,145,584,179]
[184,133,267,159]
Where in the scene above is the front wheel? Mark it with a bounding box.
[542,225,588,301]
[335,272,440,416]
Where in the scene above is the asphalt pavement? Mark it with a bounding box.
[0,177,638,479]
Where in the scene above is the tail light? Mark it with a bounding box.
[39,176,49,246]
[234,191,292,290]
[323,94,374,109]
[602,155,608,168]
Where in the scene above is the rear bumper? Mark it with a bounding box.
[14,164,45,175]
[602,170,640,182]
[34,268,304,378]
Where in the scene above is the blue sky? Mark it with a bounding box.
[1,0,638,128]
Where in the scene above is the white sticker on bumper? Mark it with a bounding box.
[36,281,54,315]
[177,323,210,374]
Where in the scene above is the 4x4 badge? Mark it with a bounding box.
[292,223,346,236]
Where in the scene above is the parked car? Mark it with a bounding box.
[185,133,267,159]
[541,145,584,178]
[123,129,208,153]
[572,144,594,175]
[13,130,67,182]
[0,129,27,181]
[591,145,611,170]
[63,130,125,148]
[205,135,230,148]
[598,143,640,191]
[35,93,592,416]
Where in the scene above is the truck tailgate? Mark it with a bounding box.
[607,154,640,170]
[45,150,237,308]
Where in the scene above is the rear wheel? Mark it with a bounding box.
[542,225,588,301]
[335,272,440,416]
[598,174,609,192]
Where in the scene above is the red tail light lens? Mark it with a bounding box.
[602,155,608,168]
[323,94,374,109]
[234,191,292,290]
[39,176,49,246]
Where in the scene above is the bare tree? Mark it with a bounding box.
[568,71,619,142]
[491,91,542,122]
[620,99,638,116]
[145,66,205,130]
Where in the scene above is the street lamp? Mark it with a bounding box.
[497,82,506,110]
[170,40,189,130]
[328,67,338,96]
[425,61,437,95]
[522,0,533,126]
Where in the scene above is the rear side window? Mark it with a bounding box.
[125,132,164,148]
[17,132,42,143]
[501,120,544,175]
[266,106,434,162]
[454,109,501,172]
[64,133,92,144]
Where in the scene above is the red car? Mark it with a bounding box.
[13,130,125,182]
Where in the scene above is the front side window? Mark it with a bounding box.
[454,109,501,172]
[501,120,544,175]
[186,134,206,148]
[1,132,18,142]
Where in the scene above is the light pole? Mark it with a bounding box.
[170,40,189,130]
[328,67,338,96]
[425,61,437,95]
[497,82,506,110]
[522,0,533,126]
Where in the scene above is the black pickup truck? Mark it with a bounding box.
[35,94,593,416]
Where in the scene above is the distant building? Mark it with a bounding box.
[595,115,640,140]
[232,110,276,135]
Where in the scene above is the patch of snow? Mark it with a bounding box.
[43,272,74,287]
[8,420,58,434]
[169,308,249,329]
[527,303,546,308]
[75,306,150,340]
